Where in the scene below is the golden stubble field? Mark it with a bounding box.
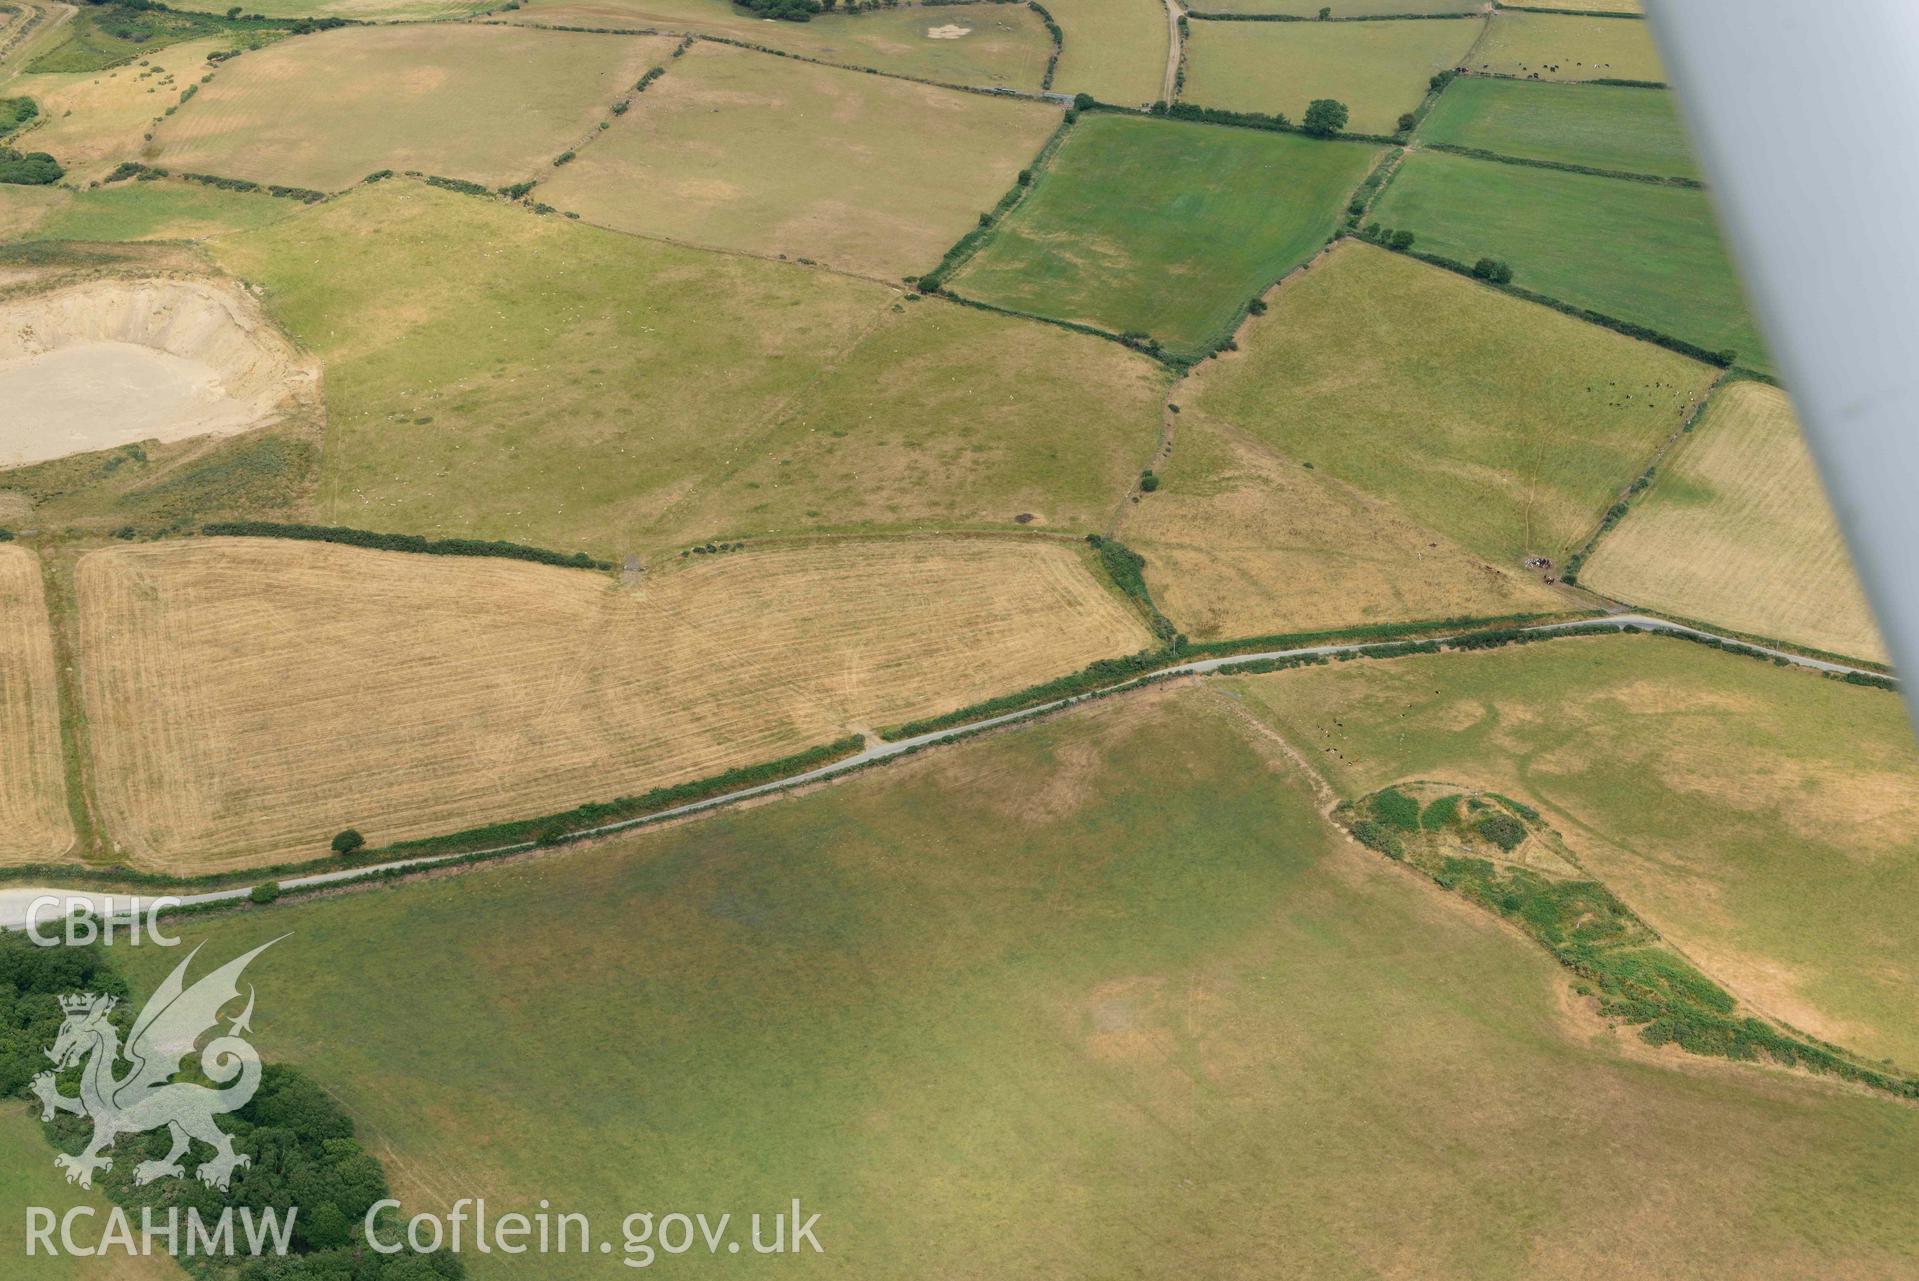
[1581,381,1887,662]
[0,545,71,864]
[74,536,1152,871]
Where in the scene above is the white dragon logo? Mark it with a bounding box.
[31,938,283,1192]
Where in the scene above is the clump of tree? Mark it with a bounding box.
[0,147,62,185]
[1472,257,1514,284]
[1301,98,1349,138]
[330,829,366,856]
[0,96,38,138]
[736,0,823,19]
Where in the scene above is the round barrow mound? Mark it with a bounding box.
[0,278,316,468]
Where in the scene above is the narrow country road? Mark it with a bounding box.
[1161,0,1183,105]
[0,613,1887,931]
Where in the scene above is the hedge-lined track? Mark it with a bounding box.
[0,546,71,865]
[74,537,1152,871]
[1581,381,1888,664]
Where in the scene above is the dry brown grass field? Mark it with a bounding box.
[149,25,677,190]
[1471,11,1665,83]
[655,296,1170,542]
[1118,413,1567,642]
[1183,243,1716,569]
[540,42,1060,281]
[1042,0,1168,107]
[75,537,1151,871]
[501,0,1055,89]
[5,37,230,183]
[1581,381,1886,662]
[0,185,66,239]
[0,545,72,864]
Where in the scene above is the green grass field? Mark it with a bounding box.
[540,42,1061,282]
[950,113,1378,359]
[208,181,1162,553]
[23,179,300,242]
[150,25,674,191]
[1182,17,1482,134]
[124,687,1919,1279]
[1043,0,1167,106]
[1372,149,1771,370]
[1234,633,1919,1072]
[1581,380,1886,662]
[1422,76,1699,179]
[1185,241,1715,566]
[1470,10,1665,82]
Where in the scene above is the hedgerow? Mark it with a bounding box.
[1423,141,1702,188]
[200,521,612,570]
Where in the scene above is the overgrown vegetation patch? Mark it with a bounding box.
[1337,785,1919,1099]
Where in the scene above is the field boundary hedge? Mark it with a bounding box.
[1358,235,1739,367]
[103,161,328,202]
[879,610,1595,740]
[917,112,1073,291]
[1423,140,1701,188]
[485,20,1072,106]
[1460,67,1666,89]
[1490,3,1645,19]
[1030,0,1061,90]
[1185,9,1483,21]
[200,521,613,570]
[1560,372,1724,584]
